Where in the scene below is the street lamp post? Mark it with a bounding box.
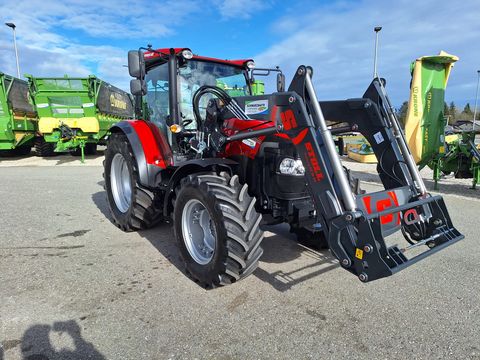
[5,22,20,78]
[473,70,480,135]
[373,26,382,79]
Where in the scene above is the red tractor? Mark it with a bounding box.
[103,46,463,288]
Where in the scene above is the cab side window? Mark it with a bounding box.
[144,63,169,133]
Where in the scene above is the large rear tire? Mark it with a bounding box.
[174,172,264,288]
[34,138,55,157]
[104,132,161,231]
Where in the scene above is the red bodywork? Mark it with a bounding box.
[127,120,173,169]
[221,106,290,159]
[144,48,252,68]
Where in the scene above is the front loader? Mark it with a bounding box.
[103,47,463,288]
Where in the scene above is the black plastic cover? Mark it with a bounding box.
[96,81,134,118]
[4,77,36,115]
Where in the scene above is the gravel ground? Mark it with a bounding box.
[0,160,479,359]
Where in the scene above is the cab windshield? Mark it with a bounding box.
[179,60,249,128]
[144,59,249,131]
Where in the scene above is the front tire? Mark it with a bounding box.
[104,132,161,231]
[174,172,264,288]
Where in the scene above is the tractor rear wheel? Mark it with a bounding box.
[34,138,55,157]
[290,224,328,250]
[174,172,264,288]
[104,132,161,231]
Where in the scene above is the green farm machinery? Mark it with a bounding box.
[404,51,479,189]
[27,75,134,161]
[0,72,37,156]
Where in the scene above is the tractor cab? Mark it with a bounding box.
[135,48,253,136]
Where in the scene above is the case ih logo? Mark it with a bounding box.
[304,142,324,182]
[280,109,297,130]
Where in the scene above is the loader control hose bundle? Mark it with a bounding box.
[192,85,249,128]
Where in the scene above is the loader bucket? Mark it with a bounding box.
[328,191,463,282]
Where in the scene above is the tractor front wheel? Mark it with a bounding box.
[174,172,264,288]
[104,132,161,231]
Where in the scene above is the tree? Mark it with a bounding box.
[448,101,457,124]
[397,101,409,127]
[457,102,473,121]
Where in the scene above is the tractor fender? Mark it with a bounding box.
[163,158,238,216]
[110,120,172,188]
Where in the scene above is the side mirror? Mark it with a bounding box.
[128,50,145,78]
[277,73,285,92]
[130,79,146,96]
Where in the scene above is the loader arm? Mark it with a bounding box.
[286,66,463,281]
[215,66,463,282]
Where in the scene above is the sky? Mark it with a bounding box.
[1,0,479,108]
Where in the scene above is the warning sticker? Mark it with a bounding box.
[245,99,269,115]
[373,131,384,144]
[355,248,364,260]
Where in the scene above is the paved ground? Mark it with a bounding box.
[0,160,479,359]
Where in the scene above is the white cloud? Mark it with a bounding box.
[2,0,478,107]
[255,0,480,106]
[214,0,271,19]
[0,0,202,89]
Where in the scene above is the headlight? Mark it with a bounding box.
[169,124,183,133]
[278,158,305,176]
[246,60,255,69]
[182,49,193,59]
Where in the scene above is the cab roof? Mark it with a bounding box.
[144,48,253,68]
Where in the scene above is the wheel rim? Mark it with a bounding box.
[181,199,216,265]
[110,153,132,213]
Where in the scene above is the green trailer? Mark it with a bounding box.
[27,75,134,160]
[0,72,37,156]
